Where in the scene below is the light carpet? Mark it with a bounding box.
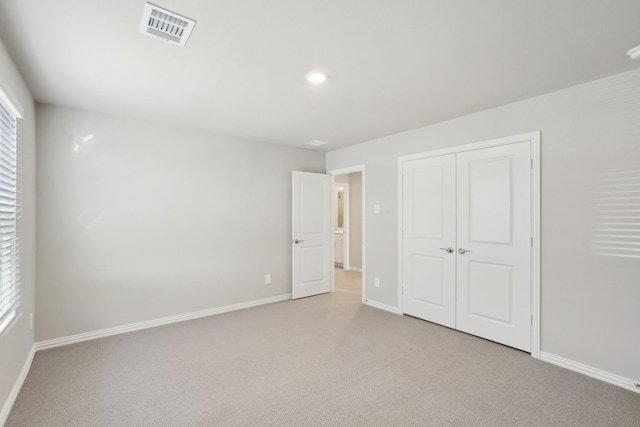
[6,292,640,426]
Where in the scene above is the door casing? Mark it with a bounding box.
[397,132,541,358]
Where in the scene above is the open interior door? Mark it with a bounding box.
[292,171,331,299]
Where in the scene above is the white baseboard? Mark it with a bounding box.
[363,299,402,315]
[539,351,640,394]
[1,344,35,426]
[36,294,292,351]
[345,266,363,273]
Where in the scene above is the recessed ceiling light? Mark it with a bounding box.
[627,46,640,60]
[305,72,329,84]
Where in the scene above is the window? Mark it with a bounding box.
[0,88,21,334]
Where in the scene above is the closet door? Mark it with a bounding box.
[402,155,456,328]
[456,142,532,351]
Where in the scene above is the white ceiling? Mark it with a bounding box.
[1,0,639,151]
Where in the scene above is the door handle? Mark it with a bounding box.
[292,239,304,244]
[458,248,472,254]
[439,247,454,253]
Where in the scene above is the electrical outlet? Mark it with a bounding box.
[374,277,380,288]
[374,204,380,214]
[265,274,271,285]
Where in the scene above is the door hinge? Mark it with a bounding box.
[531,158,533,169]
[531,237,533,247]
[531,316,533,326]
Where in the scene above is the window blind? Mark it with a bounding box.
[0,96,20,333]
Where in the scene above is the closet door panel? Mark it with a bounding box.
[402,155,456,328]
[456,142,532,352]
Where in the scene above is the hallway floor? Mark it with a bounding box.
[334,267,361,294]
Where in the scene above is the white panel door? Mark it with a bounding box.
[402,155,457,328]
[456,142,532,351]
[292,171,331,299]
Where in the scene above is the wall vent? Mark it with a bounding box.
[139,2,196,47]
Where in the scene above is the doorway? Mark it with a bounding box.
[328,166,365,299]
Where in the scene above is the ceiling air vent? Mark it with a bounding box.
[139,2,196,47]
[305,140,328,147]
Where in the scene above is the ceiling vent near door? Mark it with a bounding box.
[139,2,196,47]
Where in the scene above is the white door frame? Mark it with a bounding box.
[397,132,541,358]
[333,182,350,269]
[327,165,365,303]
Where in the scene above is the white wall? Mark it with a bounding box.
[326,68,640,383]
[0,38,36,420]
[36,104,325,341]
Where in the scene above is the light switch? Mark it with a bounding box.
[374,204,380,214]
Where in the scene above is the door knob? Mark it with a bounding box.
[458,248,472,254]
[439,247,454,253]
[293,239,304,244]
